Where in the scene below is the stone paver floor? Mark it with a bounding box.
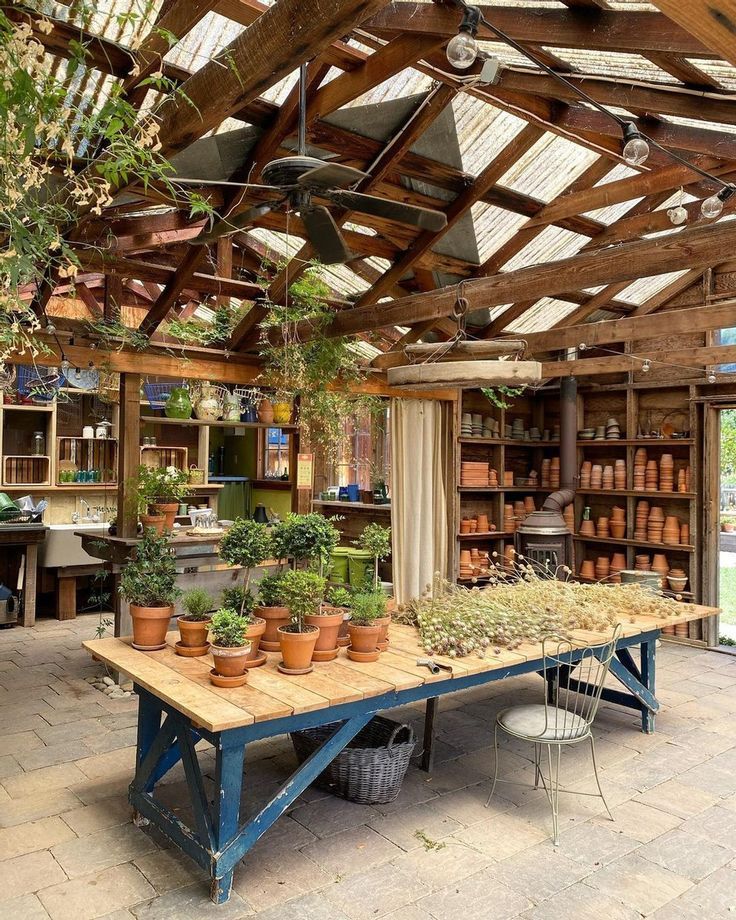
[2,617,736,919]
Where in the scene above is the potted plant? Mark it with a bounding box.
[271,513,340,574]
[305,585,345,662]
[119,531,181,650]
[256,572,291,651]
[209,608,251,687]
[327,585,353,648]
[133,472,165,535]
[356,523,391,592]
[278,569,325,674]
[219,518,271,611]
[221,585,267,667]
[347,591,383,662]
[139,465,190,530]
[722,515,736,533]
[176,587,214,656]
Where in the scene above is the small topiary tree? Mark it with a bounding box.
[210,608,249,647]
[356,523,391,590]
[119,531,181,609]
[181,587,214,621]
[280,569,326,632]
[219,518,271,615]
[270,513,340,574]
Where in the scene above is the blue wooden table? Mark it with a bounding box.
[84,606,709,904]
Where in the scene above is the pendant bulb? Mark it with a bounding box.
[446,5,481,69]
[701,183,736,219]
[621,122,649,166]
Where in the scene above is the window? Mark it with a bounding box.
[263,428,290,479]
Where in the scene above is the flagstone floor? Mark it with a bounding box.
[2,616,736,919]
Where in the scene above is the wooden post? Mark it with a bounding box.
[116,372,141,637]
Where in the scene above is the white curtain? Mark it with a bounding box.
[390,398,451,605]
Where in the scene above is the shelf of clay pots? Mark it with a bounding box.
[576,488,695,500]
[457,531,513,539]
[459,437,560,446]
[576,438,693,447]
[458,486,551,492]
[573,534,694,552]
[140,416,298,430]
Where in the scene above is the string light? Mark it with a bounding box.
[701,185,736,219]
[622,123,649,167]
[667,187,688,226]
[641,360,651,373]
[446,5,480,69]
[708,372,717,384]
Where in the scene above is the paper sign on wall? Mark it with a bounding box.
[296,453,314,490]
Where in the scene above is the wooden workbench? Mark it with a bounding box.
[0,523,47,626]
[84,602,716,904]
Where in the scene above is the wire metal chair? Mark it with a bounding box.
[486,624,622,843]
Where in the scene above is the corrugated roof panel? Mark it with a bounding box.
[507,297,581,333]
[497,133,600,202]
[552,48,678,83]
[687,59,736,90]
[502,225,588,272]
[450,93,527,175]
[473,204,530,263]
[618,270,689,304]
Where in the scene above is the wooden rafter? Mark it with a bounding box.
[649,1,736,69]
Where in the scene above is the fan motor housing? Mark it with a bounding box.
[261,156,326,187]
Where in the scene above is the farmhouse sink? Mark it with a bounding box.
[38,523,110,569]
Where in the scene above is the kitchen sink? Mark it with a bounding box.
[39,522,110,569]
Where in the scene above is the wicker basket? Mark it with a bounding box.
[290,716,415,804]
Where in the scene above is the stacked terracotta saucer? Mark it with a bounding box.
[634,500,649,540]
[595,556,610,579]
[610,552,627,583]
[602,464,614,489]
[596,516,610,538]
[563,504,575,531]
[645,460,659,491]
[647,506,665,543]
[550,457,560,489]
[579,460,592,488]
[633,448,647,491]
[677,469,687,493]
[459,549,472,578]
[610,506,626,539]
[461,461,490,486]
[659,454,674,492]
[662,515,681,545]
[652,553,669,588]
[605,417,621,439]
[614,459,626,490]
[635,553,651,571]
[590,464,603,489]
[488,468,499,487]
[503,503,516,533]
[680,523,690,544]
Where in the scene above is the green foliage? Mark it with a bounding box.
[721,409,736,486]
[221,585,255,618]
[357,523,391,560]
[165,303,245,347]
[181,588,214,621]
[270,513,339,567]
[350,590,387,626]
[280,569,326,631]
[210,608,248,648]
[138,465,189,506]
[219,519,271,570]
[119,531,181,608]
[258,265,381,459]
[480,386,527,410]
[326,586,352,609]
[258,573,286,607]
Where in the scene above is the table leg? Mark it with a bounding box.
[22,544,37,627]
[132,691,162,825]
[421,697,439,773]
[640,637,656,734]
[56,575,77,620]
[211,734,245,904]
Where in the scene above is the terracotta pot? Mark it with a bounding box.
[278,625,319,671]
[152,502,178,530]
[579,560,595,578]
[244,616,266,660]
[258,605,291,651]
[579,520,595,536]
[258,398,274,424]
[374,613,391,651]
[130,604,174,650]
[211,643,251,677]
[610,522,626,539]
[177,616,211,649]
[140,513,166,536]
[348,622,380,653]
[337,610,351,647]
[724,523,735,533]
[305,607,344,653]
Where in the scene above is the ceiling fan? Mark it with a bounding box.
[191,64,448,263]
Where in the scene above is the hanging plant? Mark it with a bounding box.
[480,385,527,410]
[164,302,247,347]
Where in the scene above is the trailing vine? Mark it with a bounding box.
[480,385,527,410]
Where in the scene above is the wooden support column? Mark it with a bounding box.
[116,372,141,636]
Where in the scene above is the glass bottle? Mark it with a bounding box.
[31,431,45,456]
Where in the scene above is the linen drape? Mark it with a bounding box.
[390,398,452,604]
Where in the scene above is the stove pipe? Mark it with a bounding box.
[559,374,578,493]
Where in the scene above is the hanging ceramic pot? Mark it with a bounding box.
[258,397,274,424]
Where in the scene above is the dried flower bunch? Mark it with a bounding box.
[405,553,681,659]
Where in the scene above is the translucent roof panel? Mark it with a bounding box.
[507,298,582,333]
[502,225,588,272]
[687,59,736,90]
[473,205,530,264]
[551,48,679,83]
[497,134,600,202]
[617,270,690,305]
[451,94,527,176]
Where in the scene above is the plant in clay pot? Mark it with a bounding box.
[221,585,267,667]
[209,608,251,687]
[219,518,271,612]
[278,569,325,674]
[138,465,190,530]
[347,591,383,661]
[119,531,181,651]
[270,513,340,573]
[305,583,348,662]
[355,523,391,591]
[176,587,214,656]
[327,585,353,647]
[255,573,290,652]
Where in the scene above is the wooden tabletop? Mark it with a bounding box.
[83,604,717,734]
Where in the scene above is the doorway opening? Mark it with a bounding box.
[719,408,736,643]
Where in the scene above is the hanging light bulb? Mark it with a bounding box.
[700,184,736,219]
[446,5,481,70]
[708,372,717,384]
[641,359,651,374]
[621,122,649,166]
[667,205,688,226]
[60,357,71,378]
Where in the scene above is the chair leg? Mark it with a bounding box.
[485,723,500,808]
[545,744,561,845]
[589,735,614,822]
[534,743,541,790]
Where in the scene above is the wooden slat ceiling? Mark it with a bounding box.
[17,0,736,355]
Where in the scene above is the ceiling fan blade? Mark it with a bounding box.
[300,205,351,264]
[298,163,369,190]
[192,203,274,245]
[327,190,448,232]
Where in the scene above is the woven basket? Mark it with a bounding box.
[290,716,415,804]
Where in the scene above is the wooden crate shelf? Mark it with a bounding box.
[3,455,51,486]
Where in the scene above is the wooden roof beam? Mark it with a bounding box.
[649,1,736,69]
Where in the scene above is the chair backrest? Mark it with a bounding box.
[540,624,622,739]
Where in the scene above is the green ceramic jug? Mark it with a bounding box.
[165,386,192,419]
